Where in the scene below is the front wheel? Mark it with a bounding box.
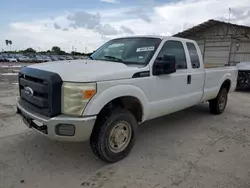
[90,109,137,163]
[209,88,228,114]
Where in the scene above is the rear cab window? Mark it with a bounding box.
[186,42,200,69]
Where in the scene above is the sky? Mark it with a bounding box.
[1,0,250,52]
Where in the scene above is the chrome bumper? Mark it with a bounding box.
[17,100,96,142]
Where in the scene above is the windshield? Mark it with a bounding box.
[90,37,161,65]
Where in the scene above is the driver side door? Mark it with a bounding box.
[149,40,192,119]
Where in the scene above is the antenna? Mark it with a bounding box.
[229,7,231,23]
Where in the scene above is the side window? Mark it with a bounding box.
[187,42,200,69]
[157,41,187,69]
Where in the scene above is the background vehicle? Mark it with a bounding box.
[236,62,250,90]
[0,55,5,62]
[34,55,44,63]
[41,56,51,62]
[6,55,18,62]
[58,56,66,60]
[50,56,59,61]
[17,56,31,62]
[17,36,237,163]
[65,56,74,60]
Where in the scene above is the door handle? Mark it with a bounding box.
[187,75,191,84]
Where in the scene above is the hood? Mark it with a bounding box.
[29,60,141,82]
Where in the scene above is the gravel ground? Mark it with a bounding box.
[0,64,250,188]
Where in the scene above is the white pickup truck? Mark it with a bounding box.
[17,36,237,162]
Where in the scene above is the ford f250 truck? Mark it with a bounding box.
[17,36,237,162]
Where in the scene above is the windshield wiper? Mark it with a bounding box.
[104,55,123,62]
[88,56,93,60]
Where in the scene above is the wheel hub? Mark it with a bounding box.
[108,121,132,153]
[219,94,226,110]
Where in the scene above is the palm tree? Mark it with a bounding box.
[5,40,9,49]
[9,40,12,51]
[4,40,12,51]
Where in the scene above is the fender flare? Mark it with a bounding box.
[83,84,150,121]
[217,73,232,95]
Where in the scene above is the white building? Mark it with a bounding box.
[174,20,250,67]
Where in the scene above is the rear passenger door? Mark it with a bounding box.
[185,42,205,104]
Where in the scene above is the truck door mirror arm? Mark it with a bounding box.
[152,55,177,75]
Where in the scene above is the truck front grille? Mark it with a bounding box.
[19,67,62,117]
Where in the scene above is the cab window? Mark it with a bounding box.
[156,41,187,69]
[186,42,200,69]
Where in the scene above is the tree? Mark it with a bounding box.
[52,46,61,53]
[58,50,67,55]
[9,40,12,51]
[23,48,36,54]
[5,40,9,51]
[71,51,84,56]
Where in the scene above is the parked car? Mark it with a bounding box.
[17,56,31,62]
[17,36,237,162]
[72,56,79,60]
[50,56,59,61]
[236,62,250,90]
[65,56,74,60]
[80,56,88,60]
[1,54,8,62]
[6,55,18,62]
[34,55,44,63]
[58,56,66,60]
[0,55,5,62]
[42,56,51,62]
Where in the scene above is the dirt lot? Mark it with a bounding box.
[0,63,250,188]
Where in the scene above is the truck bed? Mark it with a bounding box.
[202,66,237,101]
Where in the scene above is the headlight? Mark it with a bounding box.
[62,82,96,116]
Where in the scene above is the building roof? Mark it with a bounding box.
[173,19,250,38]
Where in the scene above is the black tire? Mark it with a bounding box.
[209,88,228,114]
[90,109,137,163]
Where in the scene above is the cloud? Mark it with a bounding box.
[100,0,119,3]
[154,0,250,34]
[95,24,119,35]
[67,11,101,30]
[2,0,250,53]
[124,8,152,23]
[66,11,120,36]
[53,23,61,30]
[219,7,250,22]
[120,26,134,35]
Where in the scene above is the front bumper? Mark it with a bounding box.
[17,100,96,142]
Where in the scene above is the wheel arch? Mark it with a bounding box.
[83,85,150,122]
[220,79,231,92]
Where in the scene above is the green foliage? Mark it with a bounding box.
[52,46,61,53]
[23,48,36,54]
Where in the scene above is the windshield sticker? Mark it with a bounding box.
[136,46,155,52]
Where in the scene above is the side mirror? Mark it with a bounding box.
[153,55,176,75]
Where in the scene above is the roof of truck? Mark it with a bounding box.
[115,35,165,39]
[116,35,194,42]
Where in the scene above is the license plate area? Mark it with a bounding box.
[17,108,48,134]
[22,115,33,128]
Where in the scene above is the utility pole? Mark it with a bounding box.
[229,7,231,23]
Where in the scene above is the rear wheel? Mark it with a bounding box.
[209,88,228,114]
[90,109,137,163]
